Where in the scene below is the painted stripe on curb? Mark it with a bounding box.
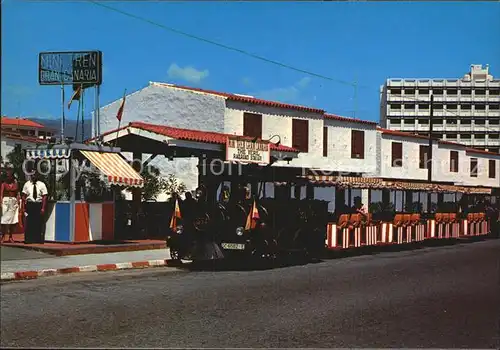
[79,265,98,272]
[1,259,173,282]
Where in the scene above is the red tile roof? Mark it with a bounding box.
[438,140,468,148]
[465,148,500,156]
[324,113,377,126]
[153,82,325,114]
[377,128,430,141]
[96,121,300,153]
[1,133,49,144]
[1,117,45,129]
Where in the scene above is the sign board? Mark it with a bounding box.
[38,51,103,86]
[226,137,271,165]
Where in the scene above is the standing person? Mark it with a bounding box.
[22,172,48,244]
[1,169,21,243]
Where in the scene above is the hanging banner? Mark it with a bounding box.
[226,137,270,165]
[38,51,103,86]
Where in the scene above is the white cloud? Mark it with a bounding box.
[295,77,311,89]
[167,63,209,84]
[249,77,311,102]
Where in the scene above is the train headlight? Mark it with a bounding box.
[176,225,184,234]
[236,227,244,236]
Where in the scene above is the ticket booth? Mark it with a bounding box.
[24,143,144,243]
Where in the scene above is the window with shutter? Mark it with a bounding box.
[351,130,365,159]
[489,159,496,179]
[419,145,430,169]
[323,127,328,157]
[243,113,262,139]
[450,151,459,172]
[470,158,478,177]
[391,142,403,167]
[292,119,309,153]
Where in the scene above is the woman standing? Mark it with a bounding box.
[0,169,21,243]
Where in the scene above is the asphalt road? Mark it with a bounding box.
[1,240,499,348]
[0,246,54,261]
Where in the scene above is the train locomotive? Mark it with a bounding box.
[166,183,329,262]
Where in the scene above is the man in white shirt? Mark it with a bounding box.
[22,172,48,244]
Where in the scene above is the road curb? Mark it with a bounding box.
[0,259,174,282]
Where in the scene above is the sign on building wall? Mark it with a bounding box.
[38,51,103,86]
[226,137,270,165]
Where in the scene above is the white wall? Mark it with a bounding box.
[380,135,429,180]
[432,144,468,184]
[224,100,326,170]
[323,119,377,175]
[97,82,226,136]
[460,152,500,188]
[379,134,500,188]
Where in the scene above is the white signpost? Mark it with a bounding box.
[226,137,271,165]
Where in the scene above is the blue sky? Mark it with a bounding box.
[2,1,499,123]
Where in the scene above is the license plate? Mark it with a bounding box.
[221,243,245,250]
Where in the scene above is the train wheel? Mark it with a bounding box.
[170,249,180,260]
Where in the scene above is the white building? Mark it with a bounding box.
[1,117,52,165]
[1,116,55,140]
[96,81,500,205]
[380,64,500,153]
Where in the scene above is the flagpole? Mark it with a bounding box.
[114,89,126,149]
[81,86,85,143]
[61,84,65,143]
[75,89,81,142]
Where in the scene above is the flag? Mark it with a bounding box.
[116,92,126,122]
[169,198,182,231]
[244,199,260,230]
[67,85,82,110]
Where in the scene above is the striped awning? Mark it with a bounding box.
[26,148,71,159]
[80,151,144,188]
[381,181,491,194]
[304,175,385,189]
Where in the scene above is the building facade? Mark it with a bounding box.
[96,81,500,205]
[380,64,500,153]
[1,117,52,165]
[1,116,55,140]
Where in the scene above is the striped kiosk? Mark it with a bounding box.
[25,144,144,243]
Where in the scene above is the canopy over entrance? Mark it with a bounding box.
[25,143,144,188]
[303,175,492,194]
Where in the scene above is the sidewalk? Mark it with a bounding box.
[1,234,166,256]
[1,248,175,282]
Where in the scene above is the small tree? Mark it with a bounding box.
[137,165,165,201]
[6,144,27,184]
[162,174,187,198]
